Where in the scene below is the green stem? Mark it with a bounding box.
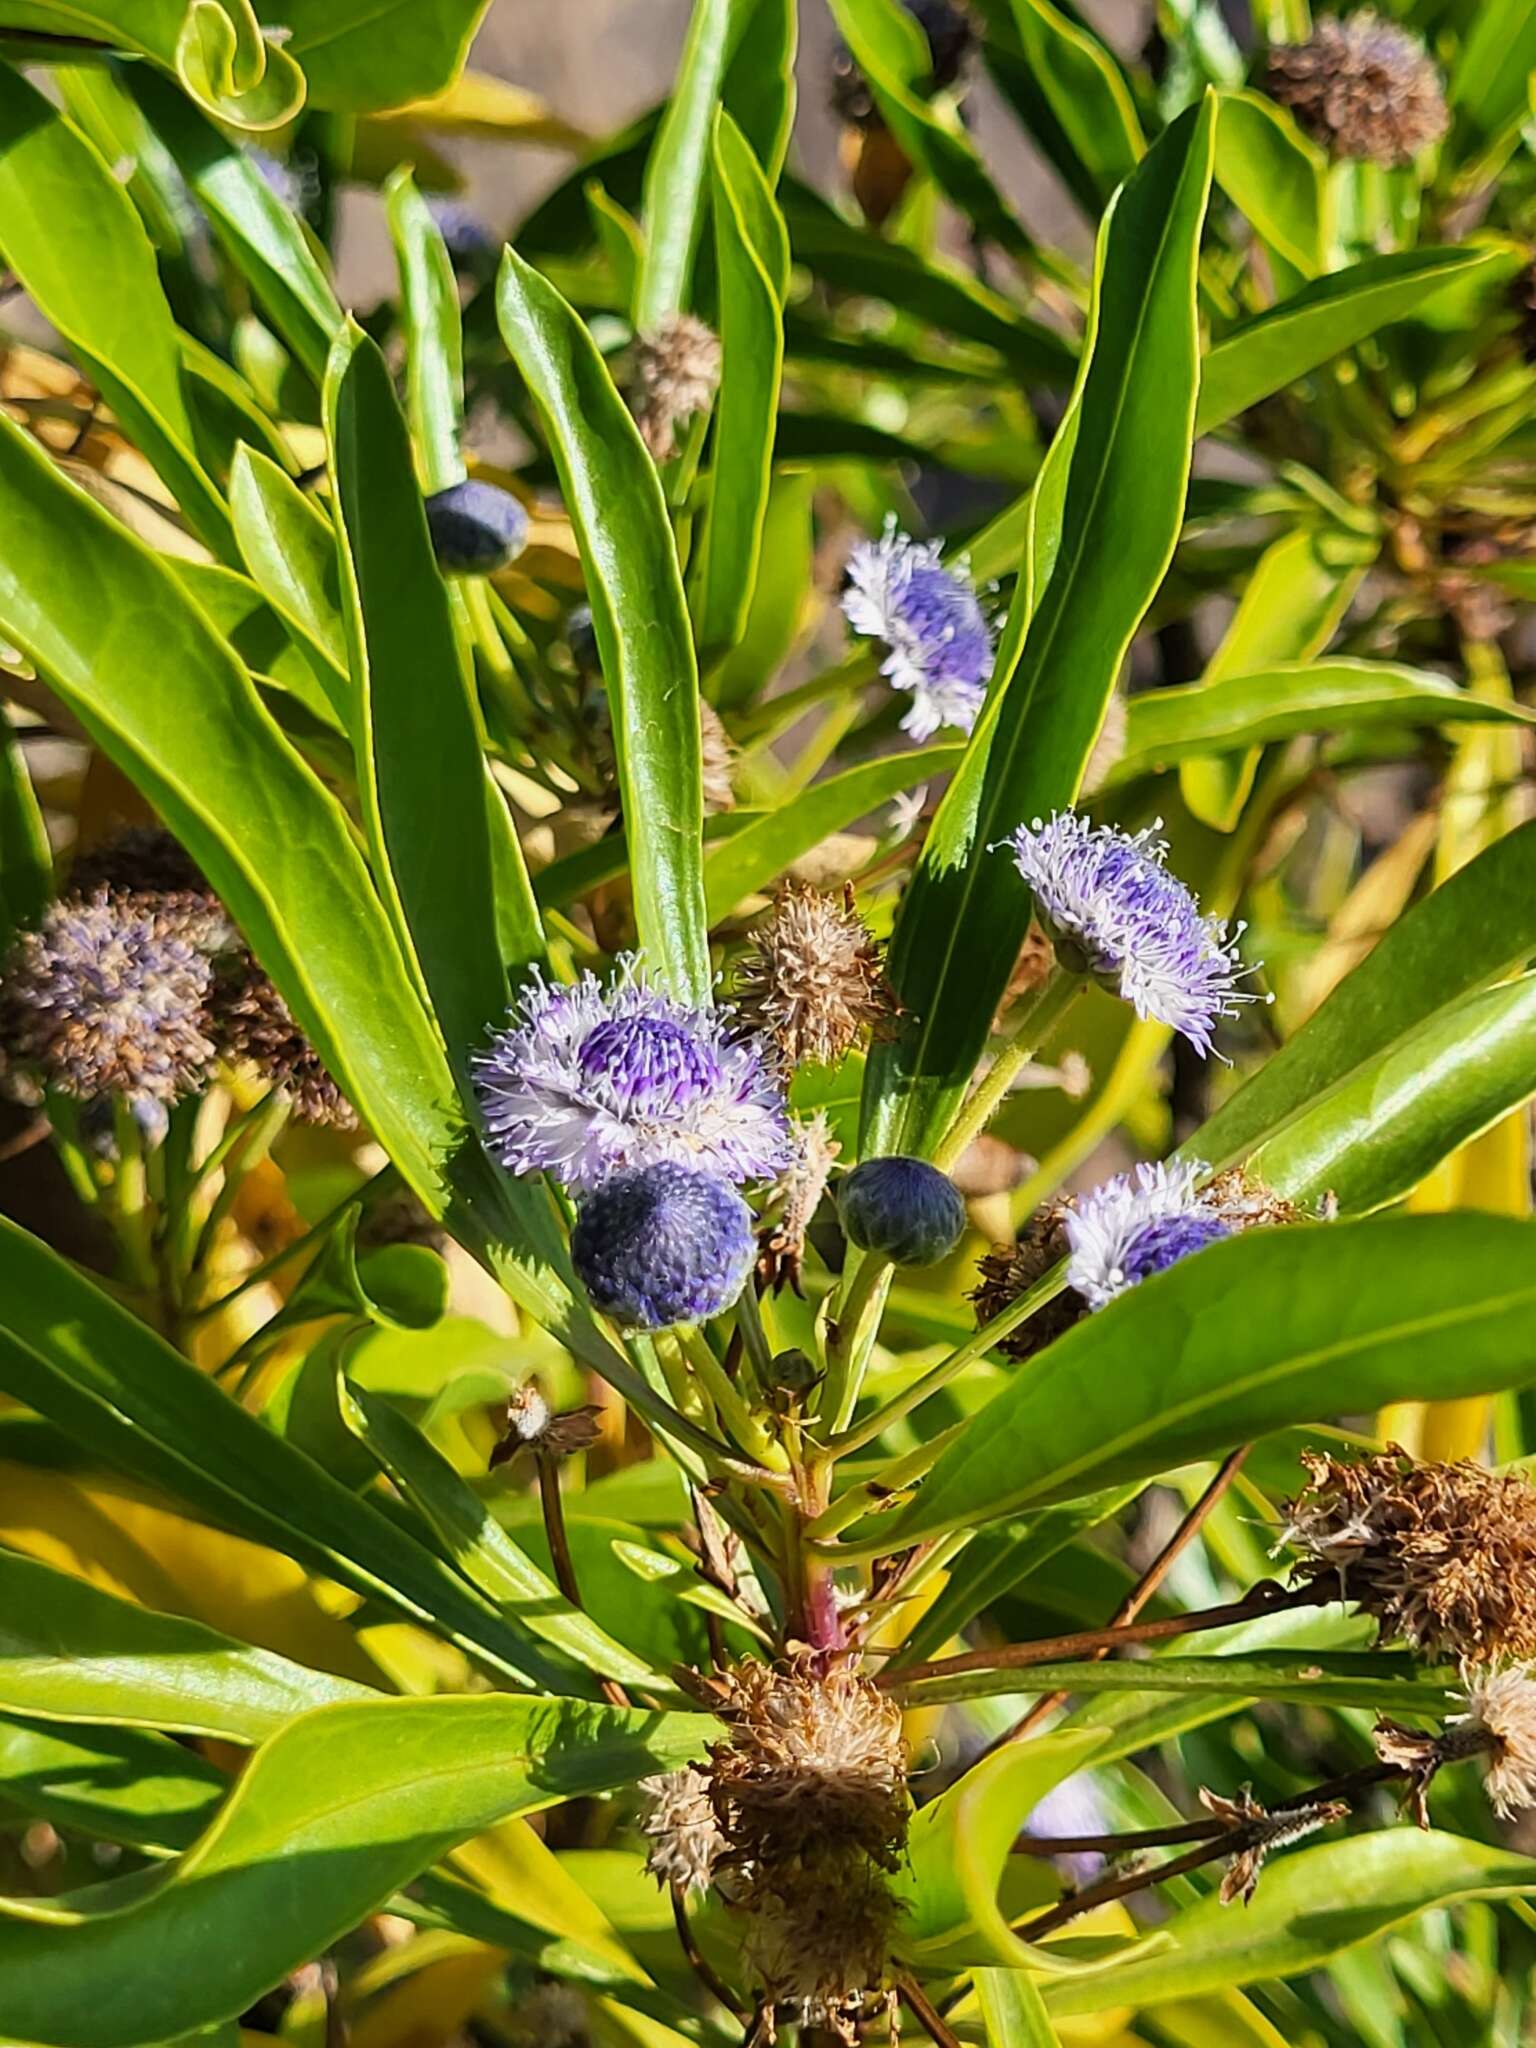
[804,1419,968,1543]
[185,1093,291,1290]
[820,1250,894,1438]
[679,1325,788,1471]
[932,970,1086,1173]
[107,1101,157,1297]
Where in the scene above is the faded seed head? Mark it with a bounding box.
[1281,1450,1536,1666]
[970,1205,1084,1361]
[631,313,722,462]
[743,1847,899,2043]
[640,1764,727,1894]
[1460,1668,1536,1818]
[209,958,356,1129]
[735,881,896,1071]
[1265,14,1447,165]
[759,1109,842,1296]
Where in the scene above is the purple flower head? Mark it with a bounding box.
[426,195,492,267]
[474,959,791,1196]
[572,1161,755,1331]
[1002,811,1267,1056]
[1066,1159,1229,1310]
[424,480,528,576]
[842,521,994,741]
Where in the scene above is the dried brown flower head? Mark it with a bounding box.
[490,1382,603,1466]
[69,826,208,902]
[631,313,722,462]
[970,1205,1084,1362]
[640,1763,726,1894]
[735,882,895,1071]
[1282,1450,1536,1665]
[1198,1785,1346,1905]
[1265,15,1447,166]
[744,1848,899,2042]
[1204,1165,1302,1232]
[708,1655,908,1873]
[759,1110,841,1295]
[209,959,355,1128]
[1461,1669,1536,1817]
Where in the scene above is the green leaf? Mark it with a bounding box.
[252,0,493,114]
[691,110,788,665]
[0,59,230,556]
[227,443,351,720]
[0,403,456,1207]
[633,0,738,329]
[0,1711,225,1853]
[1111,658,1534,783]
[0,2,303,131]
[497,249,709,1003]
[1213,89,1325,276]
[1001,0,1145,208]
[0,701,48,949]
[0,1693,711,2048]
[128,65,341,384]
[1044,1833,1536,2015]
[1254,972,1536,1214]
[865,1213,1536,1546]
[324,324,509,1083]
[385,166,466,493]
[703,743,961,921]
[1449,0,1536,139]
[827,0,1038,266]
[721,0,797,179]
[977,1969,1063,2048]
[1196,247,1507,435]
[891,1649,1459,1714]
[894,1731,1113,1972]
[0,1547,374,1742]
[168,558,341,729]
[862,98,1216,1159]
[340,1380,660,1691]
[1191,819,1536,1171]
[712,470,814,709]
[0,1215,576,1692]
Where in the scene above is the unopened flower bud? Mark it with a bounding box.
[838,1154,965,1267]
[424,479,529,576]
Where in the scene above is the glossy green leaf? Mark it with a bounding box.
[386,167,465,493]
[1196,247,1506,435]
[128,65,341,384]
[827,0,1037,266]
[168,559,340,728]
[891,1649,1459,1714]
[0,1694,711,2048]
[1002,0,1144,206]
[0,59,230,556]
[692,111,788,665]
[341,1380,660,1690]
[721,0,797,179]
[251,0,493,114]
[498,248,709,1003]
[324,324,509,1078]
[0,1215,574,1692]
[894,1731,1112,1972]
[0,1547,374,1742]
[0,403,455,1206]
[0,702,48,950]
[0,1711,225,1853]
[976,1969,1061,2047]
[1213,89,1325,276]
[865,1213,1536,1546]
[633,0,737,329]
[712,470,814,708]
[1044,1833,1536,2015]
[1192,819,1536,1170]
[1255,973,1536,1214]
[0,2,303,130]
[227,443,351,719]
[1449,0,1536,139]
[863,99,1215,1159]
[1111,658,1533,783]
[703,743,961,920]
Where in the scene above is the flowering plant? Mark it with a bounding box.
[1,1,1536,2044]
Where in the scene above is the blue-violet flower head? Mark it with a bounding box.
[474,959,791,1196]
[572,1162,755,1330]
[842,521,994,741]
[424,479,529,576]
[1066,1159,1228,1310]
[1003,811,1266,1056]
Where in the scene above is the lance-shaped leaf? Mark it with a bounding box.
[634,0,737,328]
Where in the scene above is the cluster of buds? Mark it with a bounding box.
[644,1656,909,2039]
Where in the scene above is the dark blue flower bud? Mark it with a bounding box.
[567,603,600,676]
[838,1154,965,1266]
[426,196,492,269]
[424,480,528,576]
[571,1161,755,1331]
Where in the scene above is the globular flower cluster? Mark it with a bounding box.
[1002,812,1266,1056]
[1265,14,1447,166]
[424,479,528,577]
[475,961,790,1330]
[0,830,350,1135]
[842,523,995,741]
[1282,1450,1536,1667]
[645,1656,908,2040]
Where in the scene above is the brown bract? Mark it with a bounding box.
[1282,1450,1536,1665]
[759,1109,841,1295]
[1265,14,1447,165]
[1198,1785,1346,1905]
[735,881,896,1071]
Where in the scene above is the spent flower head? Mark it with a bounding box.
[759,1108,841,1296]
[210,959,355,1128]
[631,313,722,461]
[1002,811,1266,1055]
[1282,1450,1536,1666]
[842,521,994,741]
[1266,14,1447,165]
[640,1764,726,1895]
[474,960,790,1195]
[1459,1669,1536,1818]
[734,880,895,1070]
[1065,1159,1229,1310]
